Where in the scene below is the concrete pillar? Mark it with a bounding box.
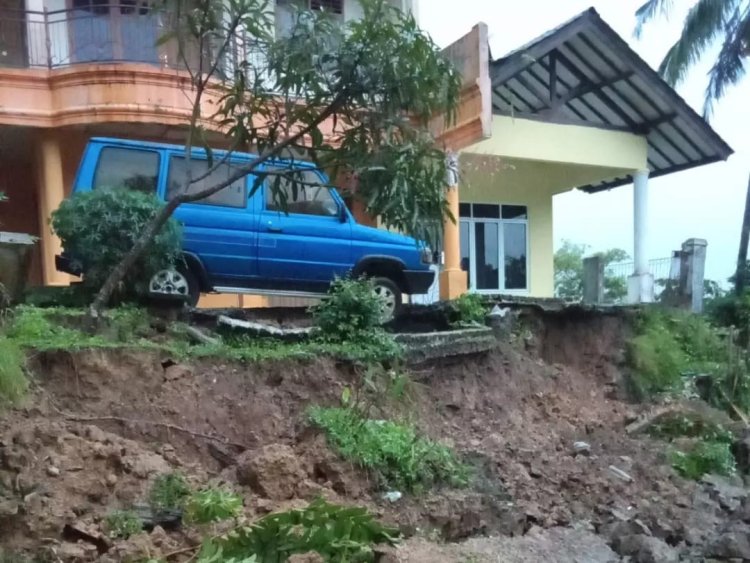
[439,152,467,300]
[582,255,604,305]
[35,131,70,286]
[628,170,653,303]
[681,238,708,314]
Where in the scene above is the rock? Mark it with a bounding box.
[164,363,193,381]
[46,465,61,477]
[106,473,118,487]
[0,497,19,519]
[236,444,306,500]
[56,542,89,561]
[573,441,591,455]
[287,552,324,563]
[635,536,679,563]
[150,525,169,548]
[85,425,109,443]
[607,465,633,483]
[373,544,399,563]
[704,529,750,560]
[702,474,749,512]
[606,518,652,545]
[732,431,750,474]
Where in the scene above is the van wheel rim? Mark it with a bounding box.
[373,284,396,319]
[149,270,189,296]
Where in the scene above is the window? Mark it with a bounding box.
[265,169,338,217]
[458,203,528,293]
[311,0,343,13]
[167,156,247,208]
[276,0,344,38]
[93,147,159,193]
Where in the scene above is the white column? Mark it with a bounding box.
[628,170,654,303]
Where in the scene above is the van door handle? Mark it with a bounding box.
[266,223,283,233]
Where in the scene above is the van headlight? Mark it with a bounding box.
[420,247,434,264]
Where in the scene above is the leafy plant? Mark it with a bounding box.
[646,412,733,443]
[312,278,385,340]
[197,499,398,563]
[448,293,485,326]
[186,487,243,524]
[149,472,190,512]
[0,337,28,407]
[51,189,181,301]
[105,510,143,539]
[309,406,469,492]
[670,440,736,480]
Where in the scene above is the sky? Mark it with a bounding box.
[418,0,749,284]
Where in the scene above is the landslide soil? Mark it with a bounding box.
[0,309,722,561]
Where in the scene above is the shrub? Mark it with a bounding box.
[309,406,469,492]
[627,310,724,398]
[0,337,28,406]
[312,278,385,340]
[448,293,485,326]
[646,412,733,443]
[51,189,181,300]
[104,510,143,539]
[197,499,397,563]
[185,487,243,524]
[149,472,190,512]
[670,441,736,480]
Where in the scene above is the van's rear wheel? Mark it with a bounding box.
[371,277,402,322]
[149,267,200,307]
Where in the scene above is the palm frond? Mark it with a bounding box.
[657,0,738,86]
[635,0,674,37]
[704,5,750,117]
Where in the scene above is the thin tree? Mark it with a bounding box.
[88,0,461,319]
[635,0,748,293]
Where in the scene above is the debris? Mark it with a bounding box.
[573,441,591,455]
[184,325,221,346]
[382,491,402,503]
[607,465,633,483]
[208,441,240,468]
[46,465,60,477]
[217,315,314,342]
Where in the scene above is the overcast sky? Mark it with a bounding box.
[419,0,748,284]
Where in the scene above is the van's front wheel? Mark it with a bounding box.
[371,277,402,322]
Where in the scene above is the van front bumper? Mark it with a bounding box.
[403,269,435,294]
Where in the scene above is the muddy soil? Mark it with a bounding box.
[1,309,749,561]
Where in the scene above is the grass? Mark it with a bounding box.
[627,309,725,398]
[670,440,736,480]
[309,406,470,493]
[185,487,243,524]
[646,412,734,444]
[149,472,190,512]
[104,510,143,539]
[0,337,28,406]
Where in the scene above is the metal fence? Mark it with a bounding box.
[606,255,680,282]
[0,6,270,79]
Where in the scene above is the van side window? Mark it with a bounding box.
[265,170,337,217]
[167,156,247,208]
[93,147,159,193]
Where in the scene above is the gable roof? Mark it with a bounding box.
[490,8,733,193]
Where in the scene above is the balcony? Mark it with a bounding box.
[0,4,264,73]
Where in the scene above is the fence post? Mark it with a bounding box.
[582,255,604,305]
[680,239,708,314]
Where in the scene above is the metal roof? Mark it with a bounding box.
[490,8,734,193]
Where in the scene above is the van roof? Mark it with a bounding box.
[89,137,317,168]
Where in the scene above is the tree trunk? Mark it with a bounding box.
[735,172,750,295]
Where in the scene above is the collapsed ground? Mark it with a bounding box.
[2,305,750,561]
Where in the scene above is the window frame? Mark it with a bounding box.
[458,203,530,295]
[166,154,249,209]
[92,145,161,194]
[262,167,340,218]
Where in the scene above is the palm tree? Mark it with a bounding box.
[636,0,749,293]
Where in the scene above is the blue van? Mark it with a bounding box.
[56,137,435,317]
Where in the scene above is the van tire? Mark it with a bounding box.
[371,277,402,322]
[180,266,201,308]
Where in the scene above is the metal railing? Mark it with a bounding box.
[606,255,680,282]
[0,6,270,77]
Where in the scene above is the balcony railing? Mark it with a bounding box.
[0,5,268,77]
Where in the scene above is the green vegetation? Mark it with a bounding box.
[646,412,733,444]
[104,510,143,539]
[197,498,398,563]
[309,406,469,492]
[627,309,724,398]
[0,337,28,406]
[185,487,243,524]
[449,293,486,326]
[149,472,190,512]
[312,278,387,338]
[670,441,736,480]
[50,188,182,301]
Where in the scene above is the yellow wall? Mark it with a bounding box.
[466,115,649,171]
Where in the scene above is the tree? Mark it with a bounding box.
[88,0,460,318]
[554,240,629,302]
[635,0,749,293]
